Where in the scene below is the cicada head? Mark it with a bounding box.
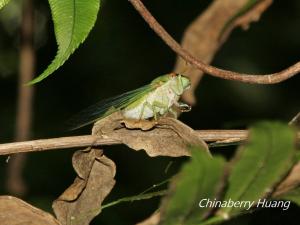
[177,74,191,91]
[171,73,191,95]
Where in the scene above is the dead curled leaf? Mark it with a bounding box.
[52,148,116,225]
[174,0,273,105]
[92,112,209,157]
[220,0,273,42]
[0,196,60,225]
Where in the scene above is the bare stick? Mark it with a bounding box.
[1,130,299,156]
[0,131,245,155]
[129,0,300,84]
[0,135,118,155]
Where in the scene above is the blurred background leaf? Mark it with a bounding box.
[158,122,297,225]
[218,122,296,217]
[159,147,224,225]
[0,0,11,10]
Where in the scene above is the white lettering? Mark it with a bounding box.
[198,198,290,211]
[199,199,207,208]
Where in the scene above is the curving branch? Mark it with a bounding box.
[129,0,300,84]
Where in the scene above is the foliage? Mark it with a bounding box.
[28,0,100,84]
[0,0,10,10]
[159,122,299,225]
[159,148,224,225]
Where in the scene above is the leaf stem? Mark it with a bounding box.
[101,190,167,210]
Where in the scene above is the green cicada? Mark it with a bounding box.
[69,73,191,130]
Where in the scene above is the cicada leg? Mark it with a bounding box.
[175,101,191,112]
[139,101,158,120]
[138,101,147,120]
[168,107,178,118]
[151,100,169,120]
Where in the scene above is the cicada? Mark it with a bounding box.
[69,73,191,130]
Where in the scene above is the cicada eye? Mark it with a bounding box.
[169,73,177,78]
[180,76,191,90]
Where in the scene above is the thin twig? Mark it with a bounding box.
[129,0,300,84]
[0,130,248,155]
[0,130,299,156]
[0,135,118,155]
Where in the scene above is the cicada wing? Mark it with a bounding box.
[67,84,154,130]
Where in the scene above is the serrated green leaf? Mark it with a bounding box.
[0,0,10,10]
[28,0,100,84]
[159,147,225,225]
[219,122,296,217]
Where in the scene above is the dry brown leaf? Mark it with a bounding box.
[122,118,158,131]
[273,162,300,197]
[91,111,159,132]
[93,116,209,157]
[53,148,116,225]
[174,0,272,105]
[91,111,124,134]
[0,195,60,225]
[220,0,273,42]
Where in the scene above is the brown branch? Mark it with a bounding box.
[0,135,117,156]
[129,0,300,84]
[0,130,247,156]
[0,130,299,156]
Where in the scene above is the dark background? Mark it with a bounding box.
[0,0,300,224]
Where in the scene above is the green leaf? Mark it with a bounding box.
[218,122,296,217]
[28,0,100,84]
[0,0,10,10]
[159,147,225,225]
